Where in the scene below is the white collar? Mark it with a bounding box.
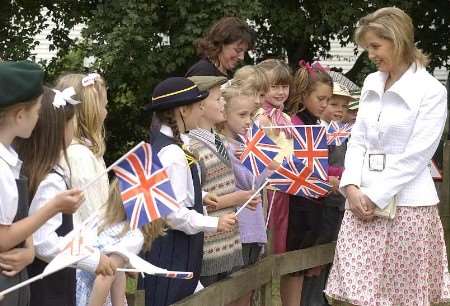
[160,124,190,145]
[364,63,424,109]
[0,142,21,168]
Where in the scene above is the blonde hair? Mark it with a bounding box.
[354,7,429,68]
[55,73,107,157]
[287,63,333,115]
[99,179,166,252]
[233,65,270,96]
[256,59,292,86]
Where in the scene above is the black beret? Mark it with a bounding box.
[0,61,44,107]
[144,77,208,111]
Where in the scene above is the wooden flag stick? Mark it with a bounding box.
[235,180,269,216]
[81,141,145,191]
[265,189,277,230]
[0,261,69,298]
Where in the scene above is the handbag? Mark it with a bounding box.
[359,186,396,219]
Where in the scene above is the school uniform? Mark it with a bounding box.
[0,144,30,306]
[0,60,44,306]
[325,64,450,305]
[27,166,100,306]
[140,125,218,306]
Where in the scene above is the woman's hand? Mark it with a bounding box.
[346,185,375,221]
[0,239,35,276]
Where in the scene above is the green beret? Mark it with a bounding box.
[188,76,227,92]
[0,61,44,107]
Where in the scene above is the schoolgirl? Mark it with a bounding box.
[55,73,109,227]
[0,62,82,306]
[76,179,166,306]
[140,77,236,306]
[284,61,333,306]
[15,86,113,306]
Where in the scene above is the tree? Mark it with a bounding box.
[1,0,448,161]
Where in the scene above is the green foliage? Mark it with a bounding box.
[1,0,448,162]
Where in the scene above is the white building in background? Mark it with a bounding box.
[33,24,448,83]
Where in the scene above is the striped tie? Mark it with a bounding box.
[214,133,229,162]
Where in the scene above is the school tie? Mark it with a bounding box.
[214,133,229,162]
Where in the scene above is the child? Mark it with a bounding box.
[14,86,114,306]
[254,59,293,255]
[186,76,260,290]
[55,73,109,227]
[140,77,236,306]
[76,179,166,306]
[233,65,269,108]
[320,83,353,126]
[220,78,269,306]
[0,61,82,306]
[284,61,333,306]
[342,93,360,124]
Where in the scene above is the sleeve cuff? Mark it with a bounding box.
[202,191,208,200]
[363,187,390,209]
[198,216,219,233]
[76,248,100,273]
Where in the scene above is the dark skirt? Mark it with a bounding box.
[0,270,30,306]
[140,229,204,306]
[28,258,76,306]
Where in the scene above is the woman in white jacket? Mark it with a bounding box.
[325,7,450,306]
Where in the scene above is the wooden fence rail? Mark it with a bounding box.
[172,243,336,306]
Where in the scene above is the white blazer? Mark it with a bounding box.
[340,64,447,208]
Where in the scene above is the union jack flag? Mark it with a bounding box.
[327,121,352,146]
[292,125,328,180]
[43,225,97,275]
[113,142,179,230]
[155,271,193,279]
[268,156,331,198]
[239,123,280,176]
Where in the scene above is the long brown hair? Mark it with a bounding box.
[99,179,166,252]
[14,86,75,199]
[286,63,333,115]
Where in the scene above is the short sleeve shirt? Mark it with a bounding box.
[0,143,22,225]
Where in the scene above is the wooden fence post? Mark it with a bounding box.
[439,140,450,259]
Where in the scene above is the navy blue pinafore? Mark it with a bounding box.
[139,131,204,306]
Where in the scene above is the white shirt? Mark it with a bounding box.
[28,165,100,273]
[340,64,447,208]
[158,125,218,234]
[65,140,109,227]
[0,143,22,225]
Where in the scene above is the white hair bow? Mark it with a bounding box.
[81,73,100,87]
[52,87,81,108]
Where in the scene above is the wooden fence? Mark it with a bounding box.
[127,140,450,306]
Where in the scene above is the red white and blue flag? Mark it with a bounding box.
[292,125,328,180]
[113,143,179,230]
[326,121,352,146]
[239,123,280,176]
[268,155,331,198]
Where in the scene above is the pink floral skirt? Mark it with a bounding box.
[325,206,450,306]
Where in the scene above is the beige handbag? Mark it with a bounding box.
[358,186,396,219]
[373,197,396,219]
